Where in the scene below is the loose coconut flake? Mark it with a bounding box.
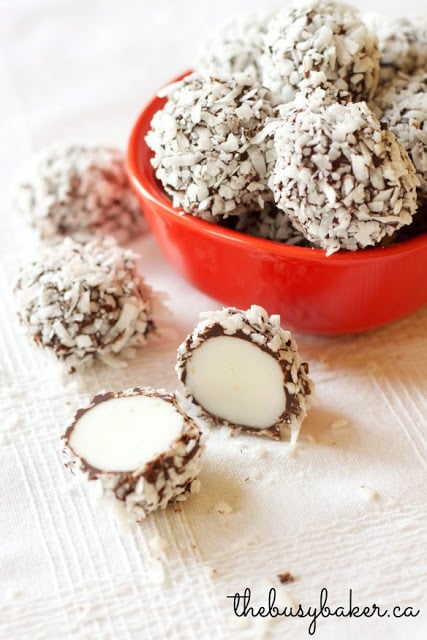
[62,387,205,520]
[14,236,155,371]
[261,0,380,103]
[176,305,314,442]
[146,72,278,220]
[12,144,145,243]
[272,100,418,255]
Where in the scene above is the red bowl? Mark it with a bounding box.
[126,80,427,335]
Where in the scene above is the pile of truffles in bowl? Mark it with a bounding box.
[127,0,427,335]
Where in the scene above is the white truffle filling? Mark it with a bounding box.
[183,335,287,429]
[68,395,184,472]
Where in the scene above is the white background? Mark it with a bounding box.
[1,2,426,639]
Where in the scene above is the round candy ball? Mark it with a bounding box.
[14,236,154,371]
[195,12,272,83]
[374,16,427,84]
[261,0,380,103]
[146,73,278,220]
[13,144,145,243]
[376,71,427,203]
[271,100,419,255]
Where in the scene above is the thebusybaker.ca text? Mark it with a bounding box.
[226,586,420,635]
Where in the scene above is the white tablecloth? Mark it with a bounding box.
[1,2,426,639]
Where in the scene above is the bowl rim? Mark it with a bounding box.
[127,72,427,266]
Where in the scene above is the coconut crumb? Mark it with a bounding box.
[203,565,218,579]
[358,485,379,501]
[0,414,22,445]
[4,415,20,431]
[190,478,201,494]
[376,71,427,202]
[146,558,166,585]
[253,445,269,458]
[148,534,169,557]
[329,418,350,430]
[215,500,233,515]
[303,433,317,443]
[277,572,295,584]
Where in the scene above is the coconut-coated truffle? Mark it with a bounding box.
[146,73,278,220]
[271,100,419,255]
[14,236,155,371]
[376,71,427,203]
[261,0,380,103]
[374,15,427,84]
[13,144,145,243]
[195,12,272,83]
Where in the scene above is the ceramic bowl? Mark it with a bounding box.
[127,81,427,335]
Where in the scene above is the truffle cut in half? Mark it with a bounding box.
[176,306,314,442]
[63,388,205,519]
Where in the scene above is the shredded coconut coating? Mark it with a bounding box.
[375,72,427,202]
[146,73,278,220]
[261,0,380,103]
[176,305,314,442]
[63,388,205,520]
[195,12,272,83]
[272,100,419,255]
[373,15,427,84]
[233,205,308,245]
[14,236,154,371]
[13,144,145,243]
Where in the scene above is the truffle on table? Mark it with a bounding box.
[176,306,314,442]
[376,71,427,204]
[260,0,380,103]
[62,388,205,520]
[145,72,278,220]
[14,236,155,371]
[271,100,419,255]
[13,144,145,243]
